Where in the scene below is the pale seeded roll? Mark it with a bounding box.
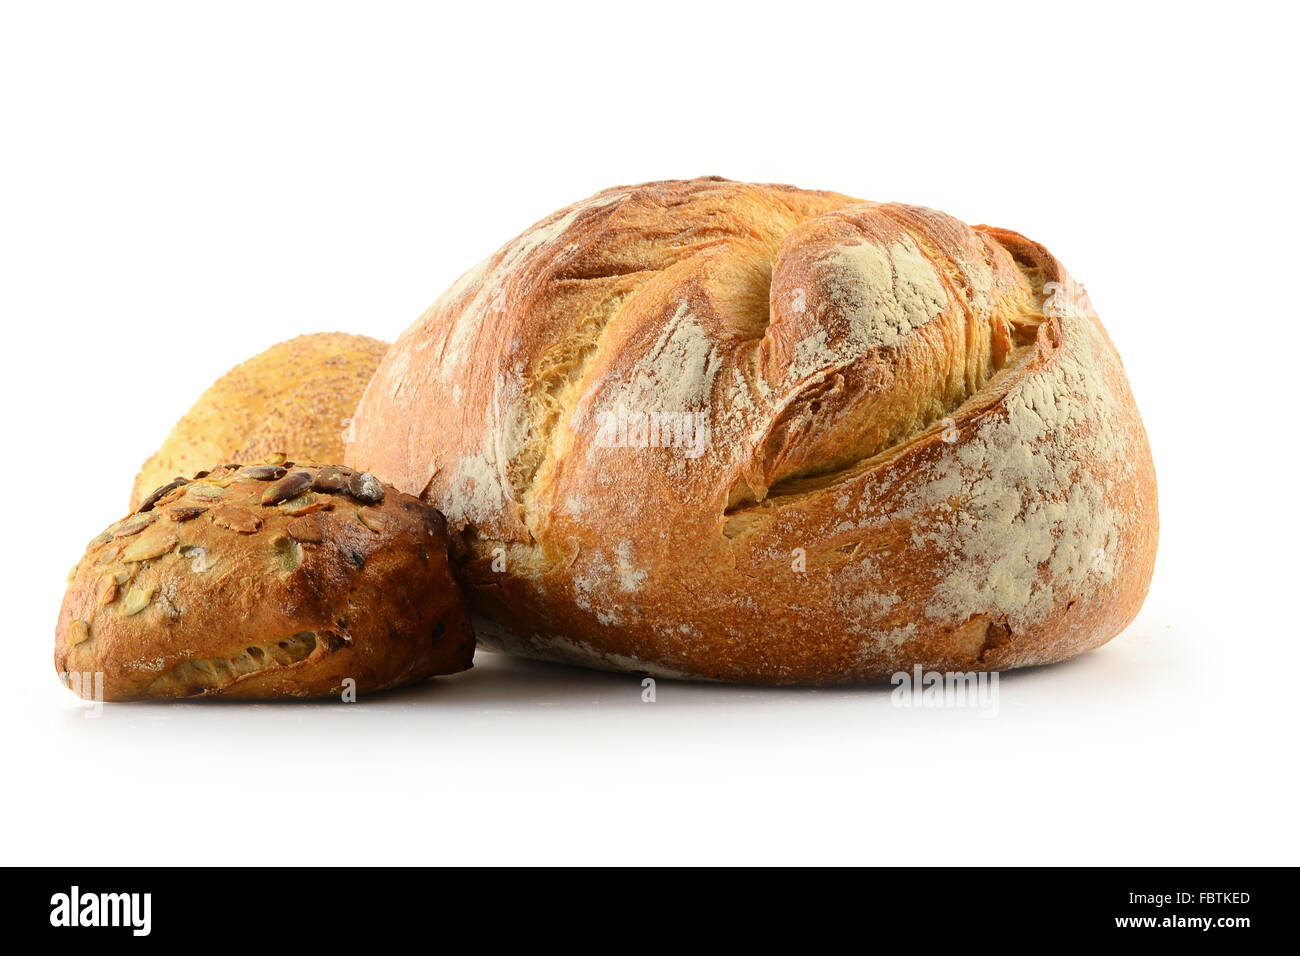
[129,332,388,511]
[346,177,1158,685]
[58,462,475,700]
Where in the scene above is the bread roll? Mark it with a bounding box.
[129,332,388,510]
[346,177,1158,685]
[58,462,474,700]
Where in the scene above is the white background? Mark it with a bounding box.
[2,1,1296,865]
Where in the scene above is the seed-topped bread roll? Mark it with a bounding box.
[346,177,1158,685]
[59,461,474,700]
[129,332,388,511]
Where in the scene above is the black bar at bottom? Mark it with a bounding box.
[9,866,1286,942]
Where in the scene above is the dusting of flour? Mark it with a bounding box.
[785,235,948,383]
[612,300,722,413]
[900,309,1129,631]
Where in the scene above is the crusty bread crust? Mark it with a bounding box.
[347,178,1158,684]
[59,462,474,700]
[129,332,388,511]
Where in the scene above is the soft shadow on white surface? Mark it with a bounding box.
[9,605,1294,865]
[43,640,1169,732]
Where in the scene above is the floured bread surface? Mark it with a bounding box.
[130,333,389,511]
[347,178,1158,685]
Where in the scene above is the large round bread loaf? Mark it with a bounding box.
[346,177,1158,684]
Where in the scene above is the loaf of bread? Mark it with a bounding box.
[58,461,474,699]
[346,177,1158,684]
[129,332,388,510]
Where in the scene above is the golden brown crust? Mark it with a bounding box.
[59,462,474,700]
[129,333,388,511]
[347,177,1158,685]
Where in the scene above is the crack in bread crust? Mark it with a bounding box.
[145,630,321,697]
